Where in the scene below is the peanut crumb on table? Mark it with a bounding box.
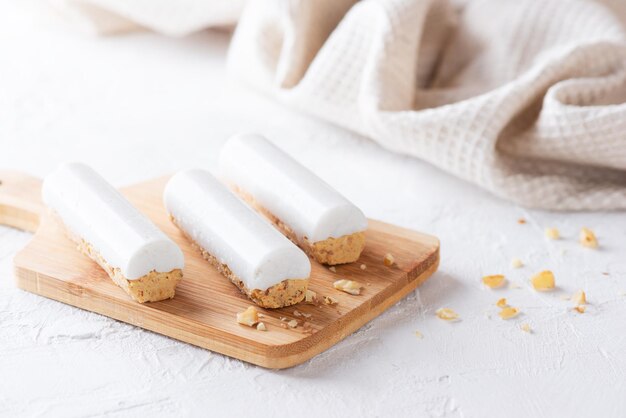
[579,227,598,248]
[383,253,395,267]
[482,274,506,289]
[496,298,508,308]
[531,270,555,291]
[415,331,423,339]
[545,227,560,240]
[520,323,532,333]
[511,258,523,268]
[499,306,519,320]
[436,308,459,321]
[256,322,267,331]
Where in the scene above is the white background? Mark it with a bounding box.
[1,1,625,417]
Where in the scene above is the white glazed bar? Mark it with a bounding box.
[42,163,184,303]
[163,169,311,308]
[219,133,368,265]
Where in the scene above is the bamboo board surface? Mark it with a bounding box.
[0,170,439,368]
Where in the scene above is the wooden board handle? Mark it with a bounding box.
[0,170,44,232]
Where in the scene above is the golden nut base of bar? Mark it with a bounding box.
[172,217,308,309]
[196,243,307,309]
[233,188,366,265]
[52,214,182,303]
[77,239,182,303]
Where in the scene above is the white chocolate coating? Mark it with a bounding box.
[163,169,310,291]
[42,163,184,280]
[218,133,368,243]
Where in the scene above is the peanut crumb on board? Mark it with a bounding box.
[256,322,267,331]
[323,295,338,305]
[383,253,395,267]
[436,308,459,321]
[531,270,555,291]
[545,227,560,240]
[305,289,317,304]
[287,319,298,328]
[482,274,506,289]
[499,307,519,320]
[579,227,598,248]
[520,323,532,333]
[415,331,424,339]
[572,290,587,305]
[360,264,367,270]
[329,266,337,273]
[280,323,288,329]
[574,305,586,314]
[236,306,259,327]
[294,310,311,319]
[333,279,362,295]
[511,258,523,269]
[496,298,508,308]
[518,218,526,224]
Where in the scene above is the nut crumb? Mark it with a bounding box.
[383,253,395,267]
[329,266,337,273]
[305,289,317,304]
[520,323,532,333]
[293,310,303,317]
[323,296,338,305]
[236,306,259,327]
[518,218,526,224]
[360,264,367,270]
[531,270,555,291]
[436,308,459,321]
[496,298,508,308]
[511,258,523,269]
[572,290,587,305]
[545,227,560,240]
[287,319,298,328]
[579,227,598,248]
[499,306,519,320]
[256,322,267,331]
[574,305,586,314]
[280,323,288,329]
[482,274,506,289]
[415,331,423,339]
[333,279,362,295]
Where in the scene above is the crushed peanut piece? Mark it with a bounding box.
[518,218,527,224]
[499,307,519,320]
[293,310,303,317]
[236,306,259,327]
[511,258,523,269]
[280,323,288,329]
[383,253,395,267]
[305,289,317,304]
[329,266,337,273]
[323,296,338,305]
[520,323,532,333]
[531,270,555,291]
[287,319,298,328]
[579,227,598,249]
[574,305,586,314]
[436,308,459,321]
[333,279,362,295]
[301,312,312,319]
[256,322,267,331]
[415,331,423,339]
[482,274,506,289]
[360,264,367,270]
[496,298,508,308]
[572,290,587,305]
[545,227,560,240]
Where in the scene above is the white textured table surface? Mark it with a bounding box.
[2,2,625,417]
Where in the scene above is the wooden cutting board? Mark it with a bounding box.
[0,170,439,369]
